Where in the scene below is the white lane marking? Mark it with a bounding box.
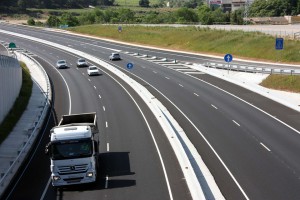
[82,73,85,75]
[232,120,241,127]
[165,77,170,79]
[194,93,199,97]
[106,121,108,128]
[103,106,106,111]
[98,94,102,99]
[107,143,110,152]
[260,142,271,152]
[179,84,184,87]
[153,71,157,73]
[94,86,96,89]
[40,178,51,200]
[105,175,109,189]
[211,104,218,109]
[88,79,91,81]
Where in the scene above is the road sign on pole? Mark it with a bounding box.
[127,63,133,70]
[224,54,233,63]
[224,54,233,73]
[275,38,284,50]
[9,42,16,49]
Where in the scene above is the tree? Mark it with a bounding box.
[198,4,213,25]
[47,15,61,27]
[60,12,79,27]
[249,0,290,17]
[175,7,198,23]
[139,0,150,7]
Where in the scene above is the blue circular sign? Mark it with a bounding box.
[224,54,233,63]
[127,63,133,69]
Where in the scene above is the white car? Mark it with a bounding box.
[87,66,100,76]
[77,58,88,67]
[56,60,68,69]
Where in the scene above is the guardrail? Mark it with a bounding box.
[204,62,300,75]
[0,50,51,198]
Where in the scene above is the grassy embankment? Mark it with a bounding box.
[69,25,300,93]
[0,62,33,145]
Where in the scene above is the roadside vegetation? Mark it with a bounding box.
[260,75,300,93]
[69,24,300,63]
[0,62,33,145]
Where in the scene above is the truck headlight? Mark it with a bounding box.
[86,172,93,177]
[52,176,61,181]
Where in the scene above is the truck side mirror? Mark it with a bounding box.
[45,142,51,155]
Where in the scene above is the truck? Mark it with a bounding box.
[45,112,99,187]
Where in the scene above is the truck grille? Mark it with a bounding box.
[58,164,88,175]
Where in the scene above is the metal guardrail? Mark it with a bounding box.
[0,50,51,197]
[204,62,300,75]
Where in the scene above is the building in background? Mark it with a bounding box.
[206,0,254,12]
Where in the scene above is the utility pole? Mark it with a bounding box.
[244,0,250,25]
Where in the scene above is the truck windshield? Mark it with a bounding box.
[51,140,93,160]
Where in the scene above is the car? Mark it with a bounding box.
[87,65,100,76]
[109,53,121,61]
[77,58,88,67]
[56,60,68,69]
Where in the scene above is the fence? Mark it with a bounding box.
[0,55,22,124]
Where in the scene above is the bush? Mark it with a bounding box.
[27,18,35,25]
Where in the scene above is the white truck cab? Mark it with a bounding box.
[45,113,99,187]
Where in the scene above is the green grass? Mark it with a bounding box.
[260,75,300,93]
[69,25,300,63]
[0,62,33,145]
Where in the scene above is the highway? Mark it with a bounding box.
[1,23,300,200]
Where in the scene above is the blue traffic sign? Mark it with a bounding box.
[224,54,233,63]
[275,38,284,50]
[127,63,133,69]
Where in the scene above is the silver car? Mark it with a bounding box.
[56,60,68,69]
[109,53,121,61]
[77,58,88,67]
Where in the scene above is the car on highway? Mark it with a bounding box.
[56,60,68,69]
[87,65,100,76]
[76,58,88,67]
[109,53,121,61]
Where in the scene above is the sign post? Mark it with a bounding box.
[224,54,233,74]
[275,38,284,62]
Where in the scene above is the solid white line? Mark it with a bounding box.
[211,104,218,109]
[103,106,105,111]
[40,178,51,200]
[260,142,271,152]
[107,143,110,152]
[94,86,96,89]
[232,120,241,127]
[194,93,199,97]
[179,84,184,87]
[106,121,108,128]
[105,175,109,189]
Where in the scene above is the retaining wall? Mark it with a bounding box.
[0,55,22,124]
